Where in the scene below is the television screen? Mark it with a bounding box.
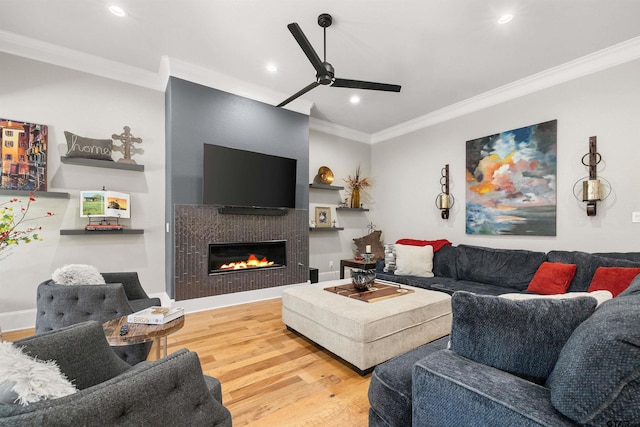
[203,143,297,209]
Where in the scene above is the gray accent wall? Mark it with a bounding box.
[165,77,309,298]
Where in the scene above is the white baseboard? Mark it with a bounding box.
[0,282,309,333]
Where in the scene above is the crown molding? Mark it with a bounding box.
[161,56,313,116]
[371,36,640,144]
[0,30,163,90]
[2,29,639,143]
[0,30,312,116]
[309,117,371,143]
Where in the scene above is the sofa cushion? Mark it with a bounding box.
[432,244,458,279]
[526,262,577,295]
[587,266,640,297]
[619,274,640,297]
[368,336,449,427]
[547,250,640,292]
[449,291,597,383]
[455,245,546,291]
[394,244,434,277]
[547,292,640,425]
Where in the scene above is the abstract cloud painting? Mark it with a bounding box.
[466,120,557,236]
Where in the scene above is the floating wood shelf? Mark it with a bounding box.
[309,183,344,190]
[60,229,144,235]
[309,227,344,232]
[0,189,69,198]
[60,156,144,171]
[336,207,370,212]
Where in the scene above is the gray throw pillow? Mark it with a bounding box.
[449,291,597,384]
[547,293,640,425]
[64,131,113,161]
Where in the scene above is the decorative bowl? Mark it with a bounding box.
[351,269,376,291]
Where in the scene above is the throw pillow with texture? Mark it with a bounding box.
[52,264,106,285]
[0,342,77,405]
[394,244,434,278]
[547,293,640,425]
[449,291,597,384]
[353,230,384,260]
[526,261,577,295]
[64,131,113,161]
[587,266,640,297]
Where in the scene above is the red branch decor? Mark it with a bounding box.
[1,193,54,256]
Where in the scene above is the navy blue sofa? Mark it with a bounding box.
[369,245,640,426]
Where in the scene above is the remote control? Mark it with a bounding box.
[119,325,129,336]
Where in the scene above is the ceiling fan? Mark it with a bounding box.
[277,13,401,108]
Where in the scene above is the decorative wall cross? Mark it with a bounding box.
[112,126,144,164]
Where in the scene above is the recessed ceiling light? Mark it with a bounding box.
[109,5,126,17]
[266,63,278,73]
[498,14,514,24]
[350,95,360,104]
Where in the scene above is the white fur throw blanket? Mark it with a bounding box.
[0,342,77,405]
[51,264,106,285]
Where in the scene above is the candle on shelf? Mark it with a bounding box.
[365,245,372,254]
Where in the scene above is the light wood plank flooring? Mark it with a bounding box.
[2,298,372,426]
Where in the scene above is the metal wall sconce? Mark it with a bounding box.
[572,136,611,216]
[435,164,454,219]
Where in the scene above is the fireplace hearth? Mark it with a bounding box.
[209,240,287,275]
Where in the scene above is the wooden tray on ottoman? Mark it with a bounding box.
[325,281,414,303]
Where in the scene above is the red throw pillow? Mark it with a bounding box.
[587,267,640,297]
[527,262,577,295]
[395,238,452,253]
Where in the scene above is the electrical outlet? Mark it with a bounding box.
[329,261,334,270]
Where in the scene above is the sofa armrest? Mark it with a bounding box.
[101,272,150,301]
[0,349,232,426]
[412,350,576,427]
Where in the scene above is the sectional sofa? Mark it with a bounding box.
[369,243,640,426]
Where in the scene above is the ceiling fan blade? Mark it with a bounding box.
[287,23,326,76]
[332,78,401,92]
[277,81,321,107]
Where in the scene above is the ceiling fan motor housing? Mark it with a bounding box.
[317,62,335,85]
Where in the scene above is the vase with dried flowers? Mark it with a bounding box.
[344,165,371,208]
[1,193,54,260]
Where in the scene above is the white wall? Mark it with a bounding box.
[0,53,166,323]
[309,130,374,281]
[372,58,640,253]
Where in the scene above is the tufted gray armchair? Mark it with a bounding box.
[35,272,161,365]
[1,321,232,426]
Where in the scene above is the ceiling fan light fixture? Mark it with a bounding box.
[109,5,126,17]
[266,63,278,73]
[498,13,514,24]
[350,95,361,104]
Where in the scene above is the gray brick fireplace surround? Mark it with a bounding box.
[174,205,309,301]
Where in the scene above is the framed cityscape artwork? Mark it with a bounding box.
[466,119,557,236]
[0,118,48,192]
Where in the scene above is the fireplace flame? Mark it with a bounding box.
[220,253,275,270]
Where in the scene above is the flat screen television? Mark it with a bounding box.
[203,143,297,209]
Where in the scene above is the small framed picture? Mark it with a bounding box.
[315,207,331,228]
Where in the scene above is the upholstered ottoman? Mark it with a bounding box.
[282,279,452,374]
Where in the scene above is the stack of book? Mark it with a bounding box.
[127,306,184,325]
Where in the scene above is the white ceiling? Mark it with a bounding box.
[2,0,640,139]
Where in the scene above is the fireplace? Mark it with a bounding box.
[208,240,287,275]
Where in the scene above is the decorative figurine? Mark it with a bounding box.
[112,126,144,164]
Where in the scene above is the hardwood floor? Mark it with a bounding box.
[2,298,372,426]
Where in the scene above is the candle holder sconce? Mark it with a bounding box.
[435,164,455,219]
[572,136,611,216]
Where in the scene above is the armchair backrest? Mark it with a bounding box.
[15,321,131,390]
[35,280,134,334]
[100,271,149,301]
